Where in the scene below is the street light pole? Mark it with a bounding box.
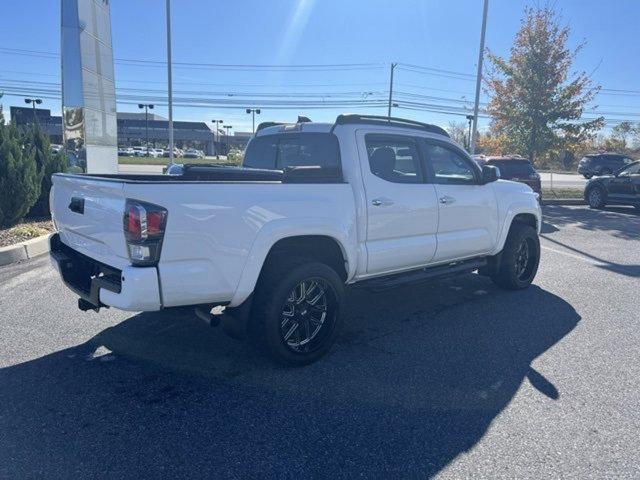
[470,0,489,156]
[224,125,232,155]
[212,119,223,158]
[166,0,174,165]
[246,108,261,134]
[138,103,154,156]
[24,98,42,123]
[466,114,474,151]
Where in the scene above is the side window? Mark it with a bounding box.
[276,133,340,169]
[365,135,423,183]
[242,135,278,169]
[423,143,477,185]
[620,163,640,176]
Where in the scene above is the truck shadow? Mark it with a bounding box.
[0,276,579,479]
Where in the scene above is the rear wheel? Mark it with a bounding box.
[249,258,345,366]
[583,174,592,179]
[587,186,606,209]
[490,224,540,290]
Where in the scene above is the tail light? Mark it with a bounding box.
[123,199,168,266]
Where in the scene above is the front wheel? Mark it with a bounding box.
[249,259,345,366]
[490,224,540,290]
[587,186,606,209]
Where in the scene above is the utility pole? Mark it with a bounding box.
[138,103,154,156]
[470,0,489,156]
[387,62,397,118]
[166,0,174,164]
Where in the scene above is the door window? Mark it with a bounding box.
[423,143,477,185]
[365,135,423,183]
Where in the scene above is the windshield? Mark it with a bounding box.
[488,160,535,177]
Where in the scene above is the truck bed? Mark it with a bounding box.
[64,164,342,184]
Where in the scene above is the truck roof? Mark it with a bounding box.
[255,114,450,138]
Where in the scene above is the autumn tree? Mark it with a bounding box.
[446,121,469,150]
[485,7,603,165]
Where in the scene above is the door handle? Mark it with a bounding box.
[439,196,456,205]
[372,198,394,207]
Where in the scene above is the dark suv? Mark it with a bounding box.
[484,156,541,197]
[584,161,640,210]
[577,153,634,179]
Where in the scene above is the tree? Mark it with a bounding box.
[26,124,67,217]
[485,7,603,165]
[610,121,637,150]
[0,120,41,227]
[446,121,469,149]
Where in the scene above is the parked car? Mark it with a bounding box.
[49,114,541,365]
[118,147,135,156]
[163,148,182,158]
[50,144,63,154]
[131,147,145,157]
[184,148,205,159]
[484,156,541,199]
[584,160,640,210]
[577,153,634,179]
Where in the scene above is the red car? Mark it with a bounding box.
[484,156,542,198]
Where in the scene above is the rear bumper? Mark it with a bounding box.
[50,233,162,312]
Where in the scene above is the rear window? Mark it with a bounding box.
[488,160,535,177]
[243,133,340,170]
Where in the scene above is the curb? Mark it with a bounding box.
[542,198,585,205]
[0,233,52,267]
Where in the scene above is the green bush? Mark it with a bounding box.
[26,126,67,217]
[0,121,42,227]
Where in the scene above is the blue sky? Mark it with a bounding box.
[1,0,639,133]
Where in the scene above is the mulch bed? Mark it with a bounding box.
[0,218,54,248]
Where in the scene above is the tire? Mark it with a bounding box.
[249,257,345,366]
[587,185,606,209]
[583,174,592,179]
[490,224,540,290]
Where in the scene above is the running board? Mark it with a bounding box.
[357,258,487,292]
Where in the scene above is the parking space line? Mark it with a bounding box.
[540,245,604,267]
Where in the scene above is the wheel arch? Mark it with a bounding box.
[229,222,355,307]
[493,206,541,255]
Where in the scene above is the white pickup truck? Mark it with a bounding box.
[50,114,541,365]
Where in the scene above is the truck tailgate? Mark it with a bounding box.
[51,174,129,267]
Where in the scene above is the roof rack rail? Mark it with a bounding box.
[331,114,449,137]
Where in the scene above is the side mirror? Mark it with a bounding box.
[482,165,500,184]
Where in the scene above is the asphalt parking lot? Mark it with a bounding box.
[0,205,638,479]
